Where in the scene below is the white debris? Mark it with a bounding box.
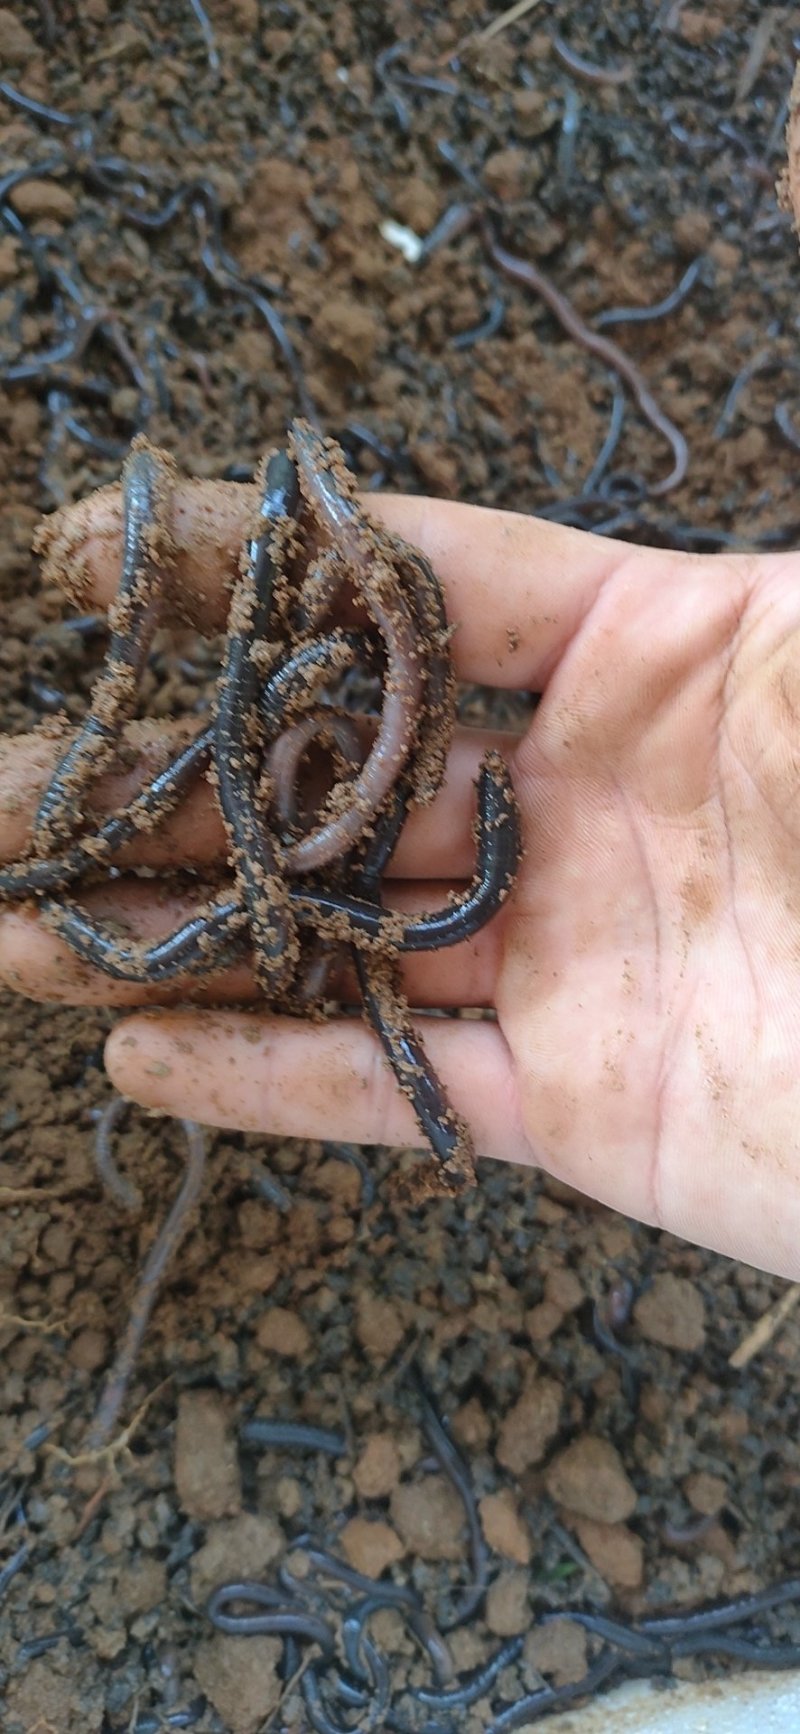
[379,219,424,264]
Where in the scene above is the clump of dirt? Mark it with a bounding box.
[2,3,800,1732]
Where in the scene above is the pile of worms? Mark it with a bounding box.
[191,1389,800,1734]
[0,423,520,1205]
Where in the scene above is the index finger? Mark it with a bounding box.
[35,474,697,689]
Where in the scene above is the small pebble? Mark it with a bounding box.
[634,1274,706,1351]
[545,1436,637,1524]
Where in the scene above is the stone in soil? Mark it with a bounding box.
[353,1431,402,1498]
[174,1389,242,1519]
[340,1514,405,1576]
[390,1475,466,1560]
[573,1516,644,1589]
[194,1632,282,1734]
[479,1489,532,1565]
[634,1273,706,1351]
[524,1617,589,1687]
[190,1513,283,1601]
[545,1436,637,1523]
[495,1375,562,1473]
[486,1567,531,1636]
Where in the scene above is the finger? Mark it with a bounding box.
[36,474,729,688]
[105,1008,530,1165]
[0,878,501,1007]
[0,721,518,878]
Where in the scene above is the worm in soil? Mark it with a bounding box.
[240,1420,347,1456]
[552,33,633,85]
[451,291,506,351]
[206,1580,335,1651]
[483,225,689,494]
[408,1363,489,1628]
[413,1635,524,1709]
[594,258,703,330]
[84,1119,206,1451]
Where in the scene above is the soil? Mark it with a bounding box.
[2,3,800,1732]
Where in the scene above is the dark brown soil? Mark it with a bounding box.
[2,3,800,1732]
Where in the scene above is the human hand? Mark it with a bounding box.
[1,483,798,1277]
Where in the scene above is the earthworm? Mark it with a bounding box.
[342,420,399,465]
[41,751,518,981]
[2,307,106,383]
[325,1143,377,1207]
[451,292,505,351]
[0,80,76,127]
[486,1650,623,1734]
[94,1093,142,1211]
[549,1610,667,1661]
[413,1636,524,1708]
[133,1706,206,1734]
[354,950,474,1188]
[240,1420,347,1456]
[187,0,220,76]
[639,1577,800,1636]
[206,1581,335,1651]
[775,401,800,451]
[340,1589,454,1687]
[0,726,212,902]
[581,381,626,494]
[301,1669,357,1734]
[32,442,175,852]
[296,753,520,953]
[287,421,425,868]
[41,886,246,983]
[258,632,368,731]
[196,211,314,417]
[714,349,775,437]
[669,1633,800,1666]
[291,426,454,804]
[62,411,127,459]
[0,1542,30,1601]
[267,714,365,833]
[303,1553,453,1686]
[214,446,299,991]
[84,1119,206,1452]
[483,226,689,494]
[408,1364,489,1627]
[28,677,67,713]
[556,86,582,185]
[388,542,455,804]
[662,1513,716,1547]
[244,1159,293,1212]
[419,200,476,260]
[552,34,633,85]
[374,42,412,131]
[594,258,703,330]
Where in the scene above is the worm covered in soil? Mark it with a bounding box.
[2,424,520,1197]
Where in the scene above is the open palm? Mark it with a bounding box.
[2,480,798,1276]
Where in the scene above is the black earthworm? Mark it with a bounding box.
[32,442,175,852]
[414,1636,524,1708]
[408,1364,489,1626]
[206,1581,335,1651]
[594,258,703,330]
[240,1420,346,1456]
[214,446,299,991]
[85,1120,206,1451]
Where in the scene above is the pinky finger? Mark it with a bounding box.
[104,1009,533,1168]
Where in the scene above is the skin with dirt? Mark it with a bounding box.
[2,3,800,1732]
